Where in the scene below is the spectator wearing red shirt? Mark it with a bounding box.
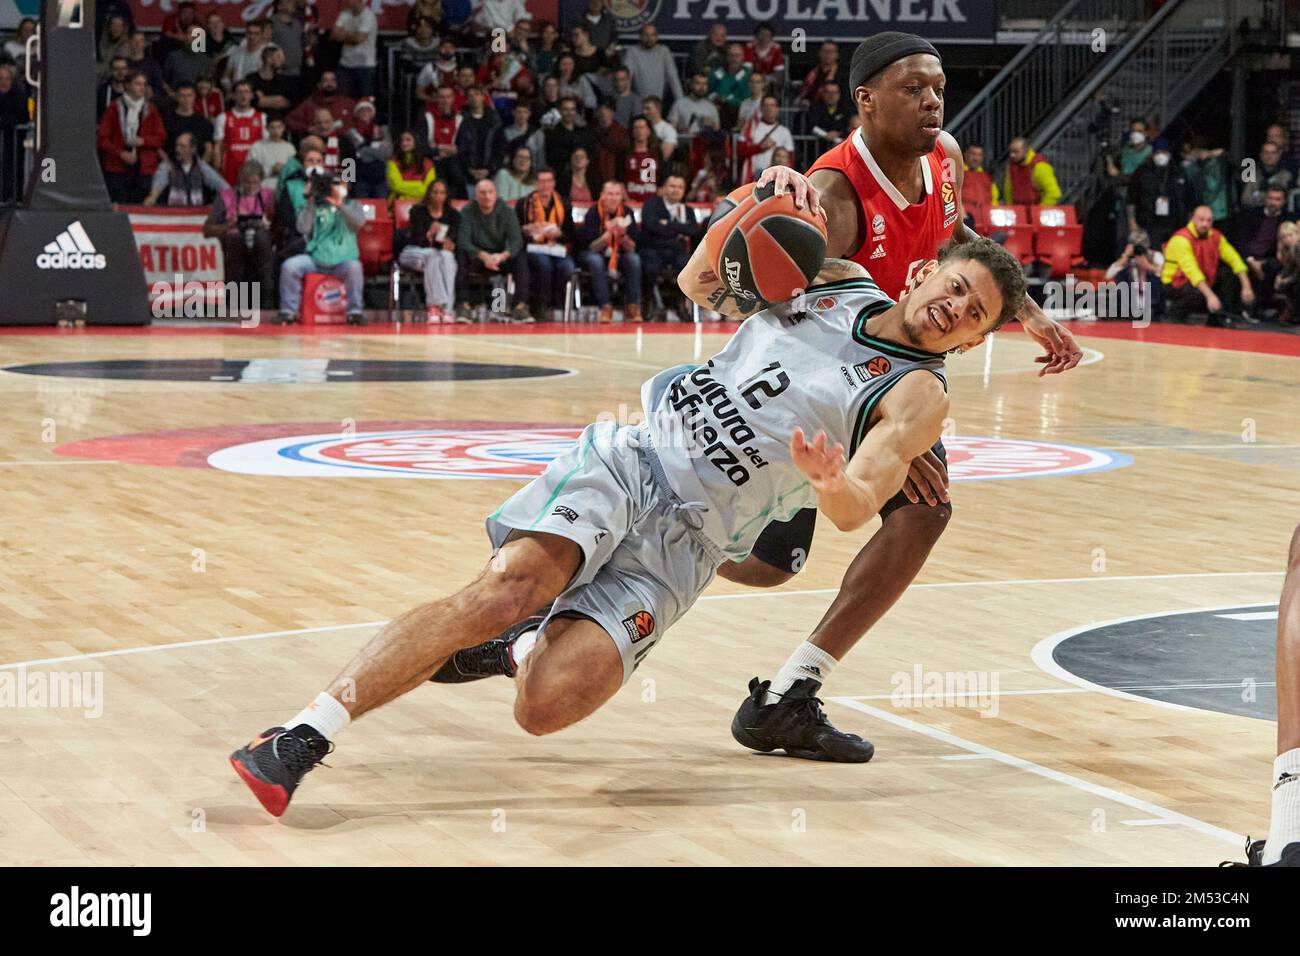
[744,22,785,87]
[97,71,167,203]
[796,41,844,107]
[623,116,660,203]
[194,74,226,120]
[286,71,356,135]
[592,103,628,186]
[424,85,464,196]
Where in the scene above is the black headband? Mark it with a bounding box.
[849,32,941,91]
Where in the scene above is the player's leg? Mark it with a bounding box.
[1260,523,1300,865]
[230,531,581,816]
[731,443,951,762]
[323,531,580,717]
[511,614,625,735]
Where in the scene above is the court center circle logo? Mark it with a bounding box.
[57,423,1132,481]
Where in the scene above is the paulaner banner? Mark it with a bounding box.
[609,0,998,40]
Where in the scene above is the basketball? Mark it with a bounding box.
[705,182,829,306]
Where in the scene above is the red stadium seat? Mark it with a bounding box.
[1030,205,1078,227]
[1030,205,1083,277]
[393,199,417,231]
[356,198,393,278]
[1035,228,1085,277]
[987,205,1035,264]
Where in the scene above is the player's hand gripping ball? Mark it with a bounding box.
[705,181,828,308]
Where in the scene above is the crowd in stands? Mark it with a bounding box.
[0,1,1293,325]
[74,1,843,322]
[959,120,1300,326]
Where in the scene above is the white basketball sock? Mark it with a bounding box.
[764,641,838,705]
[510,628,540,669]
[285,692,351,741]
[1263,747,1300,864]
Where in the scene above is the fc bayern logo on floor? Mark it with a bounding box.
[57,423,1131,481]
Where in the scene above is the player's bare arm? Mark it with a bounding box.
[938,130,1082,375]
[793,372,948,533]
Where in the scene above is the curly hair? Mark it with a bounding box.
[938,236,1028,330]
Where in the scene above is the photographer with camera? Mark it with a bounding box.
[277,170,368,325]
[204,159,276,296]
[1105,227,1164,321]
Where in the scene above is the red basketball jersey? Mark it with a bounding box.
[624,149,659,201]
[220,108,266,183]
[807,130,959,300]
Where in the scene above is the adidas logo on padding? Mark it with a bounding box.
[36,221,107,270]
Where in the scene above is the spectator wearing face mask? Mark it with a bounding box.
[1130,137,1190,249]
[1107,118,1152,235]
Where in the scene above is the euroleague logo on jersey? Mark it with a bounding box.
[854,357,891,381]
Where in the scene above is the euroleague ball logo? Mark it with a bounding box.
[864,357,891,377]
[941,181,956,205]
[622,609,656,643]
[55,423,1133,483]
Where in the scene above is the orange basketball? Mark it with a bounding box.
[705,182,828,307]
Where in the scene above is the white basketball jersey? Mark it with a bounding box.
[641,274,947,559]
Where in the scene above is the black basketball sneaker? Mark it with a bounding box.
[1221,837,1300,867]
[428,612,546,683]
[731,677,875,762]
[229,725,333,817]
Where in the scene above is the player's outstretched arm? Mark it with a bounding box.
[939,130,1083,376]
[792,373,948,533]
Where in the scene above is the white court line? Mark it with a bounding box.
[840,681,1277,702]
[1122,819,1182,827]
[700,569,1282,602]
[1218,611,1278,621]
[0,572,1283,672]
[1031,602,1281,716]
[828,697,1245,846]
[0,621,387,671]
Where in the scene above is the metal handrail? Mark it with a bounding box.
[947,0,1089,134]
[1028,0,1250,209]
[1028,0,1191,149]
[948,0,1147,164]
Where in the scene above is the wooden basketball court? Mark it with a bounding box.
[1,320,1295,866]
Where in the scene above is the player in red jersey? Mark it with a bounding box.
[714,33,1085,760]
[214,80,266,186]
[423,34,1084,764]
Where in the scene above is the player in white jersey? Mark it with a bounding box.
[230,238,1026,815]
